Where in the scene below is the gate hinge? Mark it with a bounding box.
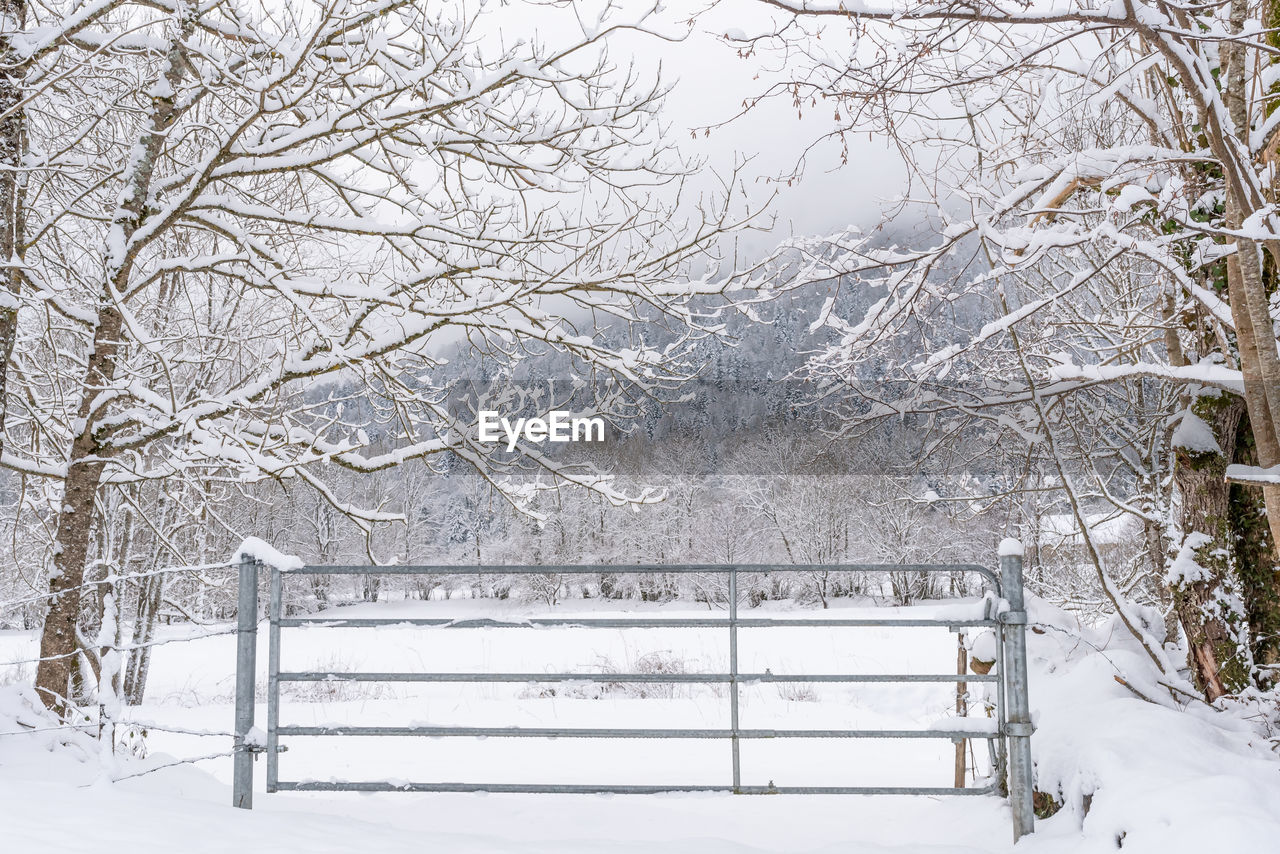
[998,610,1027,626]
[1004,721,1034,737]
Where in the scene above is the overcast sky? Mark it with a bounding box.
[512,0,912,263]
[645,0,907,251]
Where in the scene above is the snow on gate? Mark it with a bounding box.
[229,556,1036,841]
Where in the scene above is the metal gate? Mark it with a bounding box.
[232,554,1035,840]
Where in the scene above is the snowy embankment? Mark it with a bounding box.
[1,596,1278,854]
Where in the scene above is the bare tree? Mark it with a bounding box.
[8,0,754,714]
[731,0,1280,696]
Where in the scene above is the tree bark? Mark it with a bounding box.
[123,569,163,706]
[1217,8,1280,556]
[1229,412,1280,681]
[1172,395,1251,699]
[34,324,120,711]
[34,25,189,713]
[0,0,26,462]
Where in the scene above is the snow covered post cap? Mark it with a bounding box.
[997,537,1025,558]
[231,537,303,572]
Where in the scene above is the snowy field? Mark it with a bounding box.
[3,596,1280,854]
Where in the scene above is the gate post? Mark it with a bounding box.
[232,558,259,809]
[727,567,741,792]
[266,566,282,793]
[999,540,1034,841]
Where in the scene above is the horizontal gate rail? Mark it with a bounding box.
[276,616,998,629]
[235,557,1034,841]
[274,781,1001,796]
[276,725,1000,739]
[281,562,996,583]
[275,671,1000,684]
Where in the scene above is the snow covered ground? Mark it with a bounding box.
[2,596,1279,853]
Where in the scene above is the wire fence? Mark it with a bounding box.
[0,561,250,786]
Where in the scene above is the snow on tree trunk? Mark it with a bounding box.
[1171,395,1251,698]
[35,18,191,713]
[1226,413,1280,681]
[95,578,121,765]
[0,0,25,471]
[122,570,163,707]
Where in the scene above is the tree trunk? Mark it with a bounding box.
[1230,412,1280,682]
[0,0,26,460]
[1220,1,1280,555]
[34,26,189,713]
[34,326,119,712]
[123,492,173,705]
[123,569,163,706]
[1171,395,1251,699]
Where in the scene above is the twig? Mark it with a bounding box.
[97,750,235,784]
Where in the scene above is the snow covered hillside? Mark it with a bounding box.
[3,596,1277,854]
